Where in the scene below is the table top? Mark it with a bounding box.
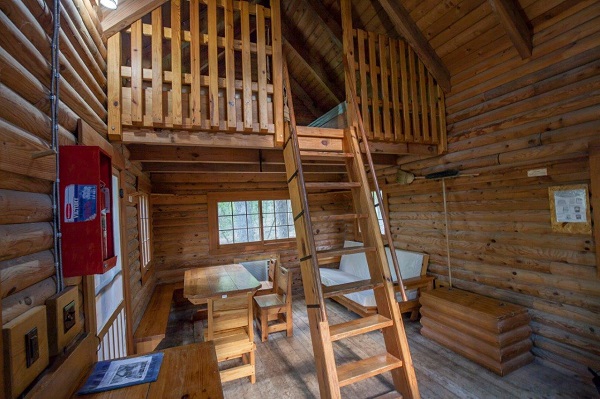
[183,263,261,303]
[75,342,223,399]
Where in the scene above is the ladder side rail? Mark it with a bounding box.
[343,54,408,302]
[282,60,341,398]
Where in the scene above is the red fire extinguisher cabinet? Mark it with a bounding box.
[59,146,118,277]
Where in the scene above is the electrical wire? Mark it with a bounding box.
[51,0,64,292]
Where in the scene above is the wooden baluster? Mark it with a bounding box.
[419,60,429,143]
[357,30,370,136]
[368,31,380,139]
[241,1,252,131]
[271,0,284,144]
[208,0,219,128]
[225,0,236,130]
[428,71,438,144]
[171,0,182,126]
[190,0,202,127]
[107,32,122,141]
[408,46,419,142]
[389,39,402,142]
[399,40,410,142]
[131,20,143,124]
[152,8,163,125]
[256,4,268,132]
[379,34,391,140]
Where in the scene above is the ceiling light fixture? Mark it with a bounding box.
[100,0,118,9]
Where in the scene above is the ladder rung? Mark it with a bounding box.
[316,246,375,262]
[322,279,383,298]
[329,314,393,342]
[300,151,354,161]
[311,213,368,223]
[305,182,361,191]
[337,354,403,387]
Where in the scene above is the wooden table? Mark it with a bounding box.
[75,342,223,398]
[183,263,261,304]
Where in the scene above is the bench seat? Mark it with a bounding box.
[133,282,182,354]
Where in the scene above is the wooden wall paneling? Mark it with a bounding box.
[61,0,106,64]
[590,141,600,278]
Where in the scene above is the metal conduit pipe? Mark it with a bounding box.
[51,0,64,292]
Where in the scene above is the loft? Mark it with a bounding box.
[0,0,599,398]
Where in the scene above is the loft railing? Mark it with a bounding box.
[107,0,283,142]
[345,28,447,152]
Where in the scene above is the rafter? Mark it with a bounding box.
[301,0,343,50]
[375,0,451,93]
[101,0,168,38]
[487,0,532,59]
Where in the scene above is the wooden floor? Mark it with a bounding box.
[160,291,597,398]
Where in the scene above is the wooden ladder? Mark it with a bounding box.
[281,63,420,399]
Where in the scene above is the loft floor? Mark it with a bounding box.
[158,293,596,398]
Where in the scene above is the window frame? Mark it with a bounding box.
[208,191,296,254]
[137,192,153,285]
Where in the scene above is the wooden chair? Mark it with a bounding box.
[253,266,293,342]
[206,293,256,384]
[255,258,278,296]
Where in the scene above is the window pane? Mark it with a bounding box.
[234,229,248,243]
[233,201,247,214]
[218,202,232,216]
[218,216,233,230]
[247,213,260,228]
[248,228,261,242]
[219,230,233,244]
[274,200,287,212]
[264,225,276,240]
[247,201,259,214]
[262,200,274,213]
[275,212,288,226]
[276,225,289,239]
[263,213,275,228]
[287,213,294,226]
[233,215,247,229]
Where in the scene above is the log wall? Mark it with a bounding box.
[389,1,600,379]
[151,174,354,295]
[0,0,152,368]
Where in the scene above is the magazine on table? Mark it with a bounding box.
[78,352,164,395]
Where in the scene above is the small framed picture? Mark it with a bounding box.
[548,184,592,234]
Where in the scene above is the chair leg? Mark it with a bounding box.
[286,307,293,337]
[249,350,256,384]
[260,310,268,342]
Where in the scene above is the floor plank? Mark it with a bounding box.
[160,295,597,399]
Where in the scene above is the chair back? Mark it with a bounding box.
[277,266,292,304]
[268,258,278,286]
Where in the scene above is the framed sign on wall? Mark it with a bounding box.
[548,184,592,234]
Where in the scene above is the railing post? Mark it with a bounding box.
[107,32,122,141]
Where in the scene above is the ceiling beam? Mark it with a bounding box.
[487,0,532,59]
[301,0,343,50]
[375,0,451,93]
[101,0,168,38]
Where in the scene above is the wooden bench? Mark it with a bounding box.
[420,287,533,376]
[133,282,182,354]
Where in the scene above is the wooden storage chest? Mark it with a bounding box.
[420,287,533,376]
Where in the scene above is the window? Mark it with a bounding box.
[372,191,385,234]
[209,192,296,252]
[138,193,152,277]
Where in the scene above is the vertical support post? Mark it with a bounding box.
[208,0,220,128]
[589,141,600,278]
[224,0,237,130]
[400,41,410,140]
[369,32,380,139]
[428,71,438,144]
[390,39,402,141]
[408,46,419,143]
[256,4,268,132]
[437,84,447,154]
[241,1,252,131]
[171,0,182,126]
[419,60,429,142]
[271,0,284,145]
[131,20,143,124]
[107,32,122,141]
[152,7,164,124]
[190,0,202,126]
[379,34,391,140]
